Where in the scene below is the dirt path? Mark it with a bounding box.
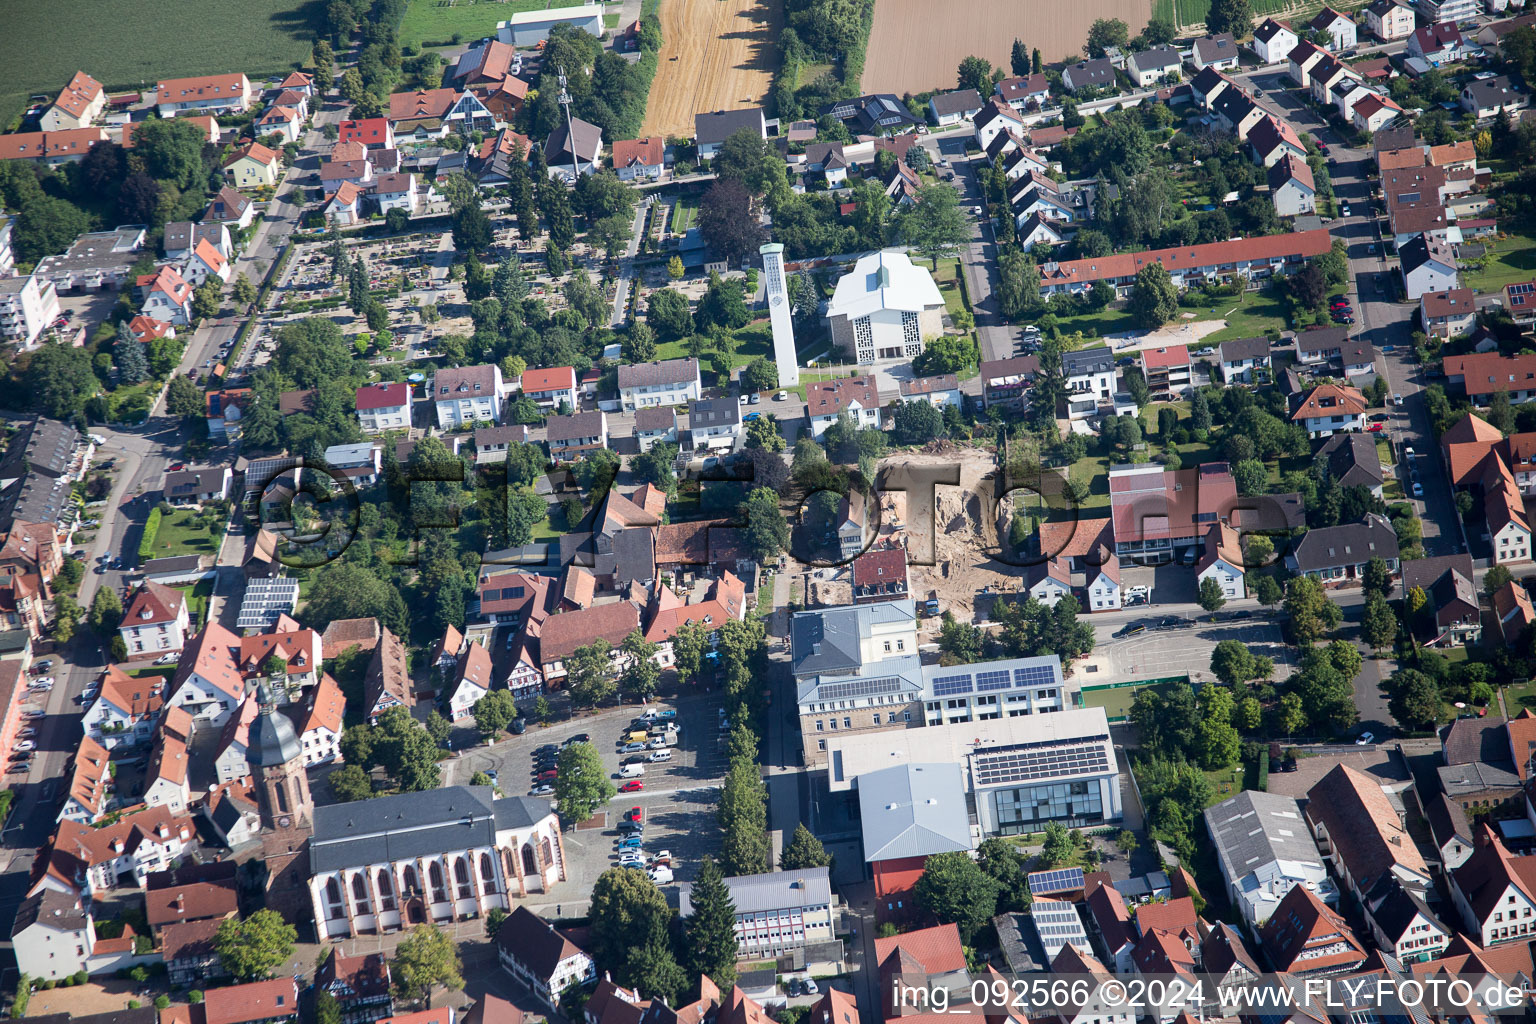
[641,0,779,138]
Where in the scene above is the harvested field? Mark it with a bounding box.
[860,0,1153,96]
[640,0,779,138]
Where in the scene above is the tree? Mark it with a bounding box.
[53,595,78,643]
[1210,640,1259,687]
[1206,0,1255,38]
[891,401,945,446]
[667,256,685,280]
[1361,592,1398,652]
[1388,668,1441,731]
[781,822,832,870]
[742,357,778,393]
[114,323,148,385]
[976,837,1031,912]
[1086,17,1129,56]
[472,690,517,739]
[391,924,463,1008]
[1284,574,1341,645]
[1198,576,1228,617]
[1039,822,1075,867]
[913,851,1001,941]
[1244,535,1275,568]
[484,907,508,939]
[671,620,709,684]
[895,184,970,264]
[370,707,441,791]
[1232,459,1267,496]
[1253,574,1283,607]
[957,55,993,95]
[743,417,783,452]
[128,116,207,190]
[683,857,739,989]
[27,343,96,418]
[696,272,750,332]
[699,178,765,267]
[646,287,693,338]
[192,279,222,321]
[1129,262,1178,329]
[741,487,789,563]
[621,630,661,699]
[88,587,122,636]
[553,741,615,823]
[718,757,769,875]
[232,273,257,306]
[566,639,618,707]
[1196,686,1241,769]
[540,184,576,250]
[328,764,374,802]
[1362,557,1392,598]
[452,202,493,254]
[713,127,783,197]
[214,910,296,981]
[1011,39,1031,76]
[1485,564,1514,598]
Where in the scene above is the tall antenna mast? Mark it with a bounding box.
[557,64,579,182]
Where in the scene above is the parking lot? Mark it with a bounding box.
[1079,616,1294,687]
[447,692,731,911]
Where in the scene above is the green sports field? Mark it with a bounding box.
[0,0,315,130]
[1080,683,1146,721]
[397,0,591,49]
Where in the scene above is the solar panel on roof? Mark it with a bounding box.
[976,669,1011,692]
[817,675,907,701]
[972,740,1111,786]
[1027,866,1086,894]
[931,674,974,697]
[1013,664,1057,688]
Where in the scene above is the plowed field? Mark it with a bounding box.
[861,0,1152,96]
[641,0,780,138]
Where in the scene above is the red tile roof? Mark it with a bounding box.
[539,602,640,663]
[806,375,879,417]
[1042,229,1332,287]
[124,580,186,627]
[156,74,248,106]
[203,979,299,1024]
[52,71,104,121]
[1290,383,1367,422]
[612,137,664,168]
[522,366,576,393]
[356,381,409,410]
[873,922,968,974]
[1259,884,1367,973]
[1141,344,1190,368]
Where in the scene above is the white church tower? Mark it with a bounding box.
[760,242,800,387]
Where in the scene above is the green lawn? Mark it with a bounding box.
[670,199,699,235]
[1461,232,1536,294]
[0,0,313,129]
[530,513,564,541]
[174,578,215,629]
[397,0,590,49]
[654,320,774,387]
[1505,680,1536,715]
[145,510,221,561]
[931,259,971,318]
[1197,291,1294,344]
[1080,684,1146,720]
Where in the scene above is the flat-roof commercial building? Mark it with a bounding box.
[825,708,1121,835]
[791,600,1071,768]
[1205,790,1337,928]
[679,866,836,960]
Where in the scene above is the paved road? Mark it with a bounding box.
[608,198,651,327]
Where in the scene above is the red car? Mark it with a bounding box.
[168,463,185,471]
[1367,423,1384,432]
[1330,299,1351,309]
[536,769,558,782]
[625,806,643,822]
[620,781,644,793]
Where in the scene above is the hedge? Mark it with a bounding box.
[138,508,162,561]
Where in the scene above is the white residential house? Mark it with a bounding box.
[256,104,303,143]
[118,581,190,656]
[1450,834,1536,946]
[824,250,944,364]
[688,399,741,451]
[180,239,231,287]
[1288,41,1330,88]
[632,408,677,452]
[11,890,97,981]
[1196,524,1246,600]
[1290,383,1369,439]
[81,668,165,749]
[1366,0,1416,40]
[1401,234,1460,300]
[806,376,882,438]
[1309,6,1358,50]
[1218,336,1271,383]
[375,173,423,215]
[445,641,493,721]
[156,73,253,116]
[1269,153,1317,216]
[521,367,579,411]
[1128,47,1182,86]
[1025,559,1073,607]
[1087,557,1122,611]
[496,907,597,1009]
[1461,76,1527,118]
[897,374,962,409]
[929,89,984,126]
[974,100,1028,151]
[355,381,412,433]
[617,357,701,410]
[1063,346,1116,420]
[1421,288,1478,338]
[0,272,61,349]
[323,442,382,488]
[137,266,193,325]
[1192,33,1241,70]
[432,364,505,428]
[1251,19,1299,63]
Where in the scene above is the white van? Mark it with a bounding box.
[648,749,673,763]
[619,763,646,778]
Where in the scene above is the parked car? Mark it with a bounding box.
[618,852,646,867]
[1413,482,1424,498]
[530,784,554,796]
[1356,731,1374,745]
[620,780,644,792]
[535,769,558,782]
[1367,423,1384,433]
[617,836,643,851]
[564,733,590,747]
[621,742,647,753]
[1393,393,1404,406]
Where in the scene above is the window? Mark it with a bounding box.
[843,717,851,728]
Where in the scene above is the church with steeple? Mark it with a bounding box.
[247,684,314,919]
